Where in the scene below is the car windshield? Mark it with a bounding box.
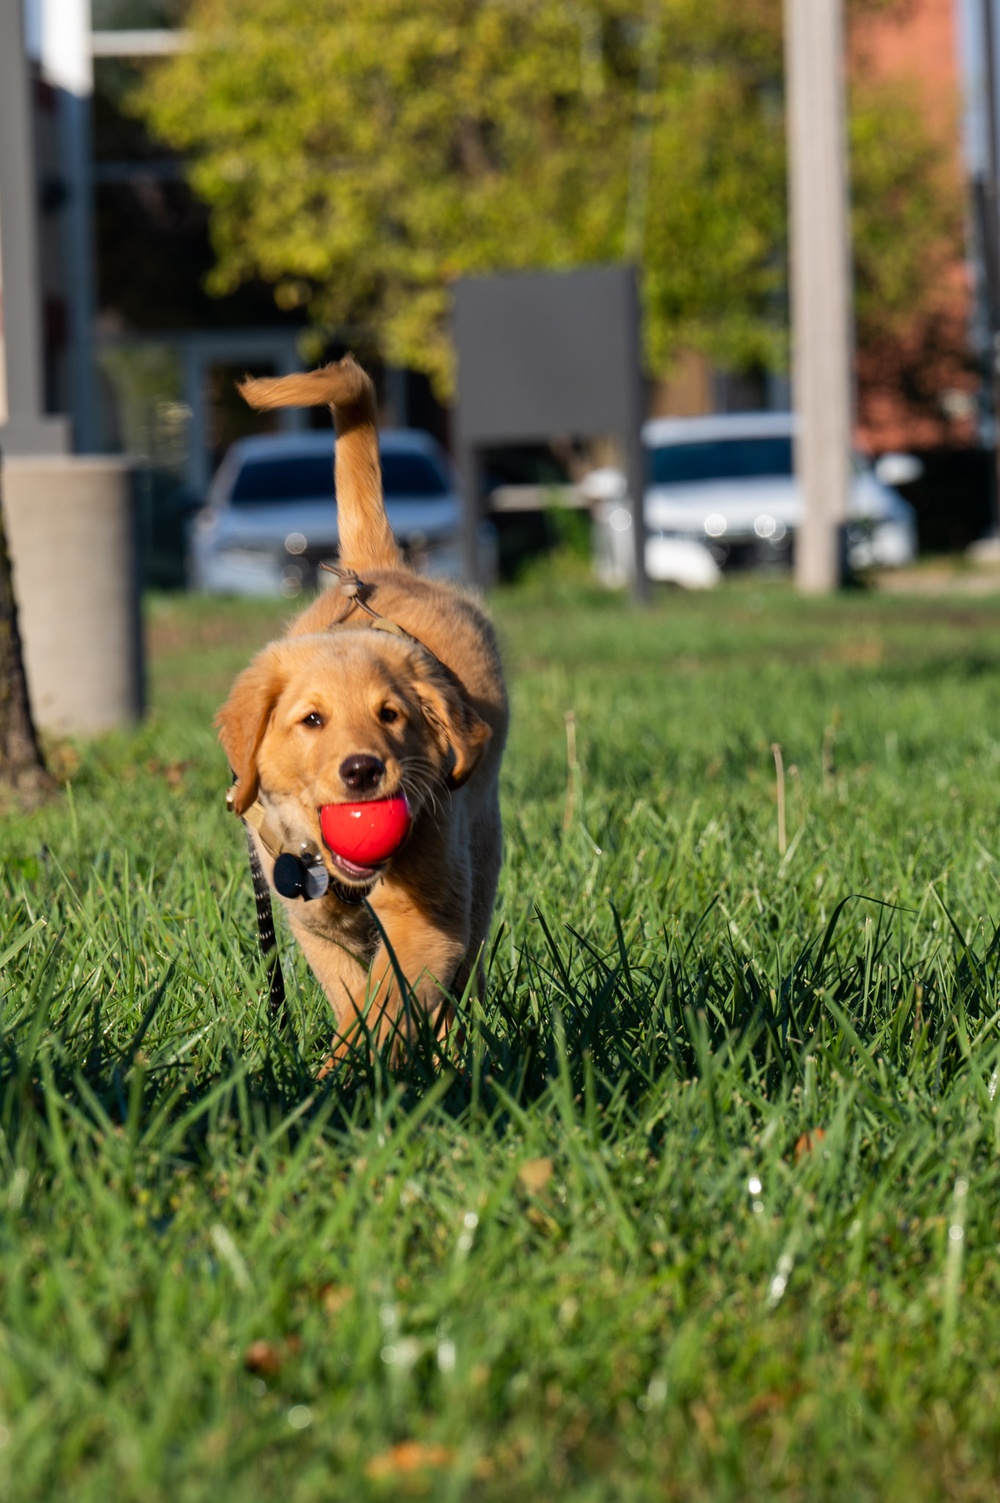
[650,436,794,486]
[382,452,450,497]
[229,450,450,505]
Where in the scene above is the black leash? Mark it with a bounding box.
[242,805,287,1022]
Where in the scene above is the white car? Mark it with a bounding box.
[592,411,919,587]
[190,428,494,596]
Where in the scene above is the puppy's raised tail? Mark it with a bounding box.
[238,356,401,572]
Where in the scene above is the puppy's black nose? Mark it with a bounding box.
[339,754,385,794]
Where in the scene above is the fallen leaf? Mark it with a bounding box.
[244,1339,283,1377]
[794,1128,827,1162]
[320,1283,353,1316]
[517,1157,553,1195]
[244,1334,302,1377]
[365,1441,456,1479]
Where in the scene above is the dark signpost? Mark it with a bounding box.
[453,265,648,601]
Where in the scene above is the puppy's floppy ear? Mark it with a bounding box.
[412,661,492,789]
[215,646,285,815]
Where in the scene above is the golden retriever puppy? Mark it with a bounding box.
[217,357,507,1060]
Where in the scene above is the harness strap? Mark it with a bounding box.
[320,564,427,649]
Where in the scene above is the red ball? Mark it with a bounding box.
[320,795,411,866]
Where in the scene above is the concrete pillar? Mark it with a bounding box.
[2,456,142,732]
[784,0,854,593]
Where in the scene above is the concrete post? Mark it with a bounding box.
[2,456,142,732]
[0,5,141,735]
[784,0,854,592]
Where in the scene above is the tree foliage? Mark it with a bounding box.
[136,0,961,396]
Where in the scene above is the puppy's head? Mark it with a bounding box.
[217,629,491,878]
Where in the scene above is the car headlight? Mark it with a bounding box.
[753,515,786,542]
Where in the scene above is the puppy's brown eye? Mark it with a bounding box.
[302,711,324,729]
[378,705,399,725]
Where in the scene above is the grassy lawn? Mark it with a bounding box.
[5,569,1000,1499]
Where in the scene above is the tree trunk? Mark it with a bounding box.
[0,453,55,805]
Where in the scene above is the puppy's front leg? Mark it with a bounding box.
[283,894,379,1047]
[339,879,471,1064]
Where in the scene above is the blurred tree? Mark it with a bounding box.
[134,0,960,397]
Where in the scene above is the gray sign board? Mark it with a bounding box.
[452,265,647,598]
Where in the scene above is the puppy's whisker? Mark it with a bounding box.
[402,771,438,799]
[405,762,449,803]
[402,756,442,781]
[401,768,441,819]
[400,754,444,782]
[407,766,446,814]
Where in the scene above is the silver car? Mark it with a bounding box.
[641,411,919,575]
[190,428,492,595]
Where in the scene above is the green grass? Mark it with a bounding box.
[5,570,1000,1500]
